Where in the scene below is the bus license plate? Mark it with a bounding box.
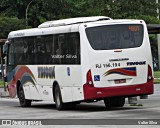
[114,79,126,84]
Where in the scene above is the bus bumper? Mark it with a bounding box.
[83,80,154,100]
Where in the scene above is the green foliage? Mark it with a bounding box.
[0,80,4,88]
[150,35,158,58]
[0,0,160,38]
[0,16,25,38]
[154,71,160,84]
[127,15,160,24]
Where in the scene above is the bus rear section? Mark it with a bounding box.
[82,20,153,107]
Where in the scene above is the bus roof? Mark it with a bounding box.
[7,17,145,39]
[38,16,112,28]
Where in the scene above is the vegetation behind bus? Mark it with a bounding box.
[0,0,160,37]
[0,80,3,88]
[153,71,160,84]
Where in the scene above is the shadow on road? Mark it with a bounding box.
[27,103,143,112]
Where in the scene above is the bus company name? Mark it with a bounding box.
[127,61,146,66]
[14,32,25,37]
[38,66,55,79]
[109,58,129,62]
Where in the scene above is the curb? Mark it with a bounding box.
[0,88,9,97]
[0,91,9,97]
[154,78,160,79]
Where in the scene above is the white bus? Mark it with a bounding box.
[4,16,153,110]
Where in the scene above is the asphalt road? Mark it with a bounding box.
[0,84,160,127]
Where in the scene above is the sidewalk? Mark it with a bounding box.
[0,87,9,97]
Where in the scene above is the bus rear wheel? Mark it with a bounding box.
[55,86,66,110]
[54,85,77,110]
[18,85,31,107]
[104,97,125,108]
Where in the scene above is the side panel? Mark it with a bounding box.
[55,65,82,102]
[23,84,31,99]
[60,87,73,102]
[29,84,42,100]
[38,85,53,101]
[6,30,83,103]
[7,65,41,99]
[7,65,83,103]
[72,87,84,102]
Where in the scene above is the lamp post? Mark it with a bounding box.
[25,0,35,27]
[156,0,159,19]
[156,0,160,69]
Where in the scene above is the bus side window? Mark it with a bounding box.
[8,43,14,65]
[53,33,80,65]
[26,37,35,64]
[52,35,58,64]
[14,38,24,65]
[57,34,65,64]
[70,33,80,64]
[45,36,53,64]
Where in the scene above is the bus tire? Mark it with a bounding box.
[116,97,125,107]
[18,85,31,107]
[55,85,66,110]
[104,97,125,108]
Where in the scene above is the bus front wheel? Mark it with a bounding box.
[18,85,31,107]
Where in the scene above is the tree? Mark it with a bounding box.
[0,16,25,39]
[1,0,160,26]
[1,0,160,38]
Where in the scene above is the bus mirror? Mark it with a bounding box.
[3,44,8,55]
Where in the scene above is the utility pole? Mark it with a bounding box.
[156,0,159,19]
[156,0,160,69]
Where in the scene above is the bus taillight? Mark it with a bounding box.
[86,70,94,86]
[147,65,153,82]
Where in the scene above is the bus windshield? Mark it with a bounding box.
[86,24,144,50]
